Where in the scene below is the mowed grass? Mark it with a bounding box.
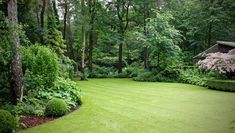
[18,78,235,133]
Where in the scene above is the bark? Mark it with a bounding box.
[143,2,149,69]
[63,1,68,39]
[88,30,94,72]
[8,0,23,104]
[40,0,46,29]
[88,0,96,72]
[116,0,130,73]
[207,22,212,48]
[81,27,86,79]
[80,0,86,79]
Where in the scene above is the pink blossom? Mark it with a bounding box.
[198,49,235,74]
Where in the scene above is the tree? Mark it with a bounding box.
[115,0,131,73]
[88,0,97,72]
[198,49,235,79]
[8,0,23,103]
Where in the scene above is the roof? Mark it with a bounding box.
[194,41,235,59]
[217,41,235,47]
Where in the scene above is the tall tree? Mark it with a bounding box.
[80,0,86,79]
[115,0,130,73]
[8,0,23,103]
[88,0,97,72]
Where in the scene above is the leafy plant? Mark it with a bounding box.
[0,109,17,133]
[22,44,59,88]
[198,49,235,79]
[179,68,207,86]
[45,98,68,117]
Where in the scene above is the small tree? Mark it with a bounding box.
[198,49,235,78]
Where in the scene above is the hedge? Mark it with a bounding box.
[207,79,235,92]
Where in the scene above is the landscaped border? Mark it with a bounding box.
[207,79,235,92]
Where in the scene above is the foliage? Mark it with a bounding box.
[14,97,45,116]
[136,10,182,69]
[0,109,17,133]
[133,70,157,82]
[27,77,82,107]
[45,98,68,117]
[179,68,207,86]
[59,62,75,79]
[207,79,235,92]
[198,49,235,78]
[22,44,59,88]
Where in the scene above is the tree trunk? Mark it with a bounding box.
[88,30,94,72]
[143,2,149,69]
[88,0,96,72]
[63,2,68,39]
[8,0,23,104]
[80,0,86,80]
[118,36,123,73]
[207,22,212,48]
[40,0,46,29]
[81,27,86,79]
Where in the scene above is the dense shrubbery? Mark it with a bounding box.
[21,44,59,88]
[21,45,82,107]
[45,98,68,117]
[198,49,235,79]
[207,80,235,92]
[178,68,207,86]
[0,109,17,133]
[14,98,45,116]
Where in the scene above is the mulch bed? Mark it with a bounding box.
[20,105,80,129]
[20,116,56,128]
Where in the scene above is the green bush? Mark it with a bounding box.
[28,77,82,107]
[21,44,59,88]
[207,80,235,92]
[14,98,45,116]
[45,98,68,116]
[179,68,207,86]
[0,109,17,133]
[134,70,157,82]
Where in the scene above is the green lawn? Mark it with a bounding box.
[18,78,235,133]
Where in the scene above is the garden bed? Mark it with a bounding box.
[20,105,80,129]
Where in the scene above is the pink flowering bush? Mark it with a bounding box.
[198,49,235,78]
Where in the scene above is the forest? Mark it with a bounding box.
[0,0,235,133]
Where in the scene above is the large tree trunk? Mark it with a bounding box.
[8,0,23,104]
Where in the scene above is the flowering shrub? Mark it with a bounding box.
[198,49,235,78]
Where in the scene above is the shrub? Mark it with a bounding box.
[179,68,207,86]
[14,98,45,116]
[207,80,235,92]
[0,109,17,133]
[134,70,157,82]
[28,77,82,107]
[198,49,235,78]
[21,44,59,88]
[45,98,68,116]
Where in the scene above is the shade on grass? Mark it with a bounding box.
[18,78,235,133]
